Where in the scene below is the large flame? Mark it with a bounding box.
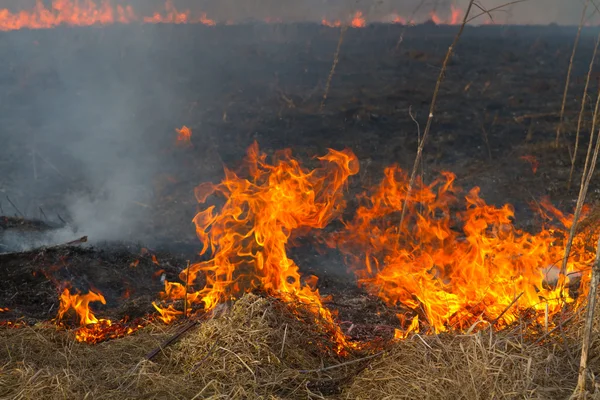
[10,144,594,346]
[329,167,594,335]
[160,142,358,350]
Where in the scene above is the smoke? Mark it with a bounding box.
[0,26,183,248]
[0,0,587,252]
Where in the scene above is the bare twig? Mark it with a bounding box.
[395,0,426,51]
[489,292,524,327]
[573,235,600,397]
[299,351,384,373]
[145,320,200,361]
[0,236,87,256]
[569,28,600,188]
[56,213,67,225]
[6,196,24,218]
[38,207,47,221]
[184,260,190,319]
[320,25,348,112]
[556,0,590,148]
[481,120,493,161]
[280,323,288,358]
[398,0,475,231]
[560,81,600,279]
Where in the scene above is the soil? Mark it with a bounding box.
[0,22,598,341]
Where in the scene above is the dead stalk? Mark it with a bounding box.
[573,236,600,397]
[569,29,600,188]
[398,0,475,231]
[394,0,426,51]
[556,0,590,148]
[560,83,600,279]
[320,25,348,113]
[184,260,190,319]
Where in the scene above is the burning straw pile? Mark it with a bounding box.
[3,141,600,398]
[2,292,600,399]
[1,293,363,399]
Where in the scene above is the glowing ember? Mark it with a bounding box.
[329,167,594,335]
[175,126,193,147]
[520,155,539,174]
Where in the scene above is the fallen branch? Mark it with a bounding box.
[299,351,384,373]
[145,320,200,361]
[489,292,524,328]
[0,236,87,257]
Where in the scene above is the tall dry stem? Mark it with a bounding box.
[398,0,475,231]
[320,25,348,113]
[573,236,600,398]
[556,0,590,148]
[569,30,600,189]
[560,78,600,280]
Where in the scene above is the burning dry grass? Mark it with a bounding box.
[2,293,600,400]
[0,293,360,399]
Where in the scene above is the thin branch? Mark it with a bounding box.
[320,25,348,113]
[299,351,384,373]
[569,28,600,188]
[556,0,590,148]
[6,196,24,218]
[398,0,476,232]
[573,235,600,397]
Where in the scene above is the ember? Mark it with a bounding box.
[175,125,192,148]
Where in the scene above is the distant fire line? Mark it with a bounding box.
[0,1,480,32]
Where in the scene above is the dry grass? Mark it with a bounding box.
[0,294,361,400]
[2,293,600,400]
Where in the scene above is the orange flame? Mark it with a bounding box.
[57,288,106,325]
[0,0,215,31]
[350,11,366,28]
[175,126,192,148]
[520,155,539,174]
[152,302,183,323]
[55,288,150,343]
[330,167,594,334]
[162,142,358,351]
[321,18,342,27]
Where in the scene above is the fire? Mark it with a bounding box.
[161,142,358,351]
[152,302,183,323]
[520,155,539,174]
[57,288,106,326]
[0,2,468,31]
[321,18,342,28]
[0,0,215,31]
[175,126,192,147]
[143,0,189,24]
[450,5,463,25]
[55,288,146,343]
[350,12,366,28]
[330,167,595,335]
